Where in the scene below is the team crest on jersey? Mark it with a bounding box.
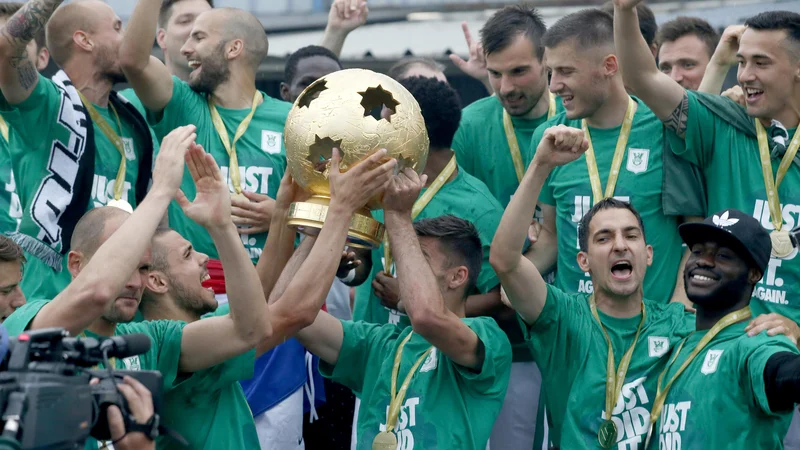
[261,130,282,154]
[701,350,723,375]
[420,348,438,373]
[121,355,141,371]
[626,148,649,174]
[648,336,669,357]
[122,137,136,161]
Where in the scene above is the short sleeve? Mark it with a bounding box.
[318,320,396,395]
[146,76,201,139]
[452,121,475,175]
[519,285,589,367]
[2,299,49,335]
[740,334,799,415]
[471,210,501,293]
[453,318,512,394]
[143,320,187,390]
[0,74,59,143]
[665,91,717,169]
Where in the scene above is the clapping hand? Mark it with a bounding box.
[176,143,232,231]
[152,125,196,196]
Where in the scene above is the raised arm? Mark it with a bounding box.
[698,25,745,95]
[267,149,397,364]
[33,126,196,335]
[0,0,61,104]
[613,0,685,120]
[490,125,587,325]
[320,0,368,57]
[119,0,175,113]
[175,146,272,373]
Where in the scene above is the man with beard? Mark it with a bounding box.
[3,125,273,449]
[644,209,800,449]
[0,0,155,301]
[120,0,288,264]
[0,2,48,236]
[492,124,695,449]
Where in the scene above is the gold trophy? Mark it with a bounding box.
[284,69,429,248]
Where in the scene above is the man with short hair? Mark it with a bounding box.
[492,124,694,449]
[280,45,342,103]
[158,0,214,81]
[0,234,25,321]
[388,57,447,83]
[3,125,273,450]
[523,8,687,305]
[0,2,48,235]
[121,1,290,262]
[0,0,155,301]
[268,164,512,448]
[656,17,720,91]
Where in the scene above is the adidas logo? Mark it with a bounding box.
[712,211,739,228]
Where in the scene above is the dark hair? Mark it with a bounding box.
[159,0,214,28]
[150,228,177,273]
[745,11,800,48]
[399,76,461,149]
[388,57,444,81]
[543,8,614,51]
[284,45,342,85]
[0,2,45,49]
[480,5,547,60]
[578,198,646,253]
[413,215,482,297]
[657,17,719,58]
[600,2,657,47]
[0,235,25,266]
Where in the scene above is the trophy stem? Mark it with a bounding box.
[286,195,385,249]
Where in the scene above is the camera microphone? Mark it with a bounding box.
[98,334,151,360]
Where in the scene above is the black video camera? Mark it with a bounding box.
[0,326,163,450]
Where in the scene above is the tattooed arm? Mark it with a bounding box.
[612,0,686,122]
[0,0,61,104]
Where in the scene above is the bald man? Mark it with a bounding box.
[121,1,289,265]
[0,0,156,302]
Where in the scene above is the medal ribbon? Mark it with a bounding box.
[0,115,8,142]
[583,97,636,204]
[77,91,127,202]
[383,155,457,275]
[384,332,433,434]
[208,90,261,195]
[504,92,557,182]
[589,295,646,427]
[755,120,800,232]
[644,306,752,448]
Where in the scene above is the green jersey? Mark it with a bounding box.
[529,98,684,303]
[320,317,512,449]
[651,322,797,449]
[666,91,800,322]
[522,285,694,449]
[160,303,259,450]
[2,299,186,450]
[0,128,21,233]
[146,77,289,262]
[0,74,149,301]
[452,95,563,207]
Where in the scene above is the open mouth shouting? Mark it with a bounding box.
[610,260,633,281]
[201,271,214,293]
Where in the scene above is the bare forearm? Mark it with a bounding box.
[523,227,558,275]
[120,0,161,70]
[257,207,296,299]
[698,60,733,95]
[0,0,60,96]
[465,288,506,318]
[320,28,347,57]
[210,223,270,343]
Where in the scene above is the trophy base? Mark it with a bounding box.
[287,196,384,249]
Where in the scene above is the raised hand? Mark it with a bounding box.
[532,125,589,169]
[176,143,232,230]
[328,148,397,214]
[152,125,196,195]
[612,0,645,10]
[449,22,488,83]
[722,85,746,107]
[711,25,746,67]
[275,170,311,211]
[328,0,368,34]
[382,168,428,216]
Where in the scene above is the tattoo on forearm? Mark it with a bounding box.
[663,92,689,139]
[0,1,62,89]
[9,54,37,89]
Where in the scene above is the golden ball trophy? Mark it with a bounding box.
[283,69,430,248]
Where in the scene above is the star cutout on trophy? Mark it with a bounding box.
[307,135,344,175]
[358,85,400,122]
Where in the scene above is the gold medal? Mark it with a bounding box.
[597,419,618,449]
[770,229,794,258]
[372,430,398,450]
[107,199,133,213]
[231,192,249,204]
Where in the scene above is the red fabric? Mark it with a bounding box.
[202,259,226,294]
